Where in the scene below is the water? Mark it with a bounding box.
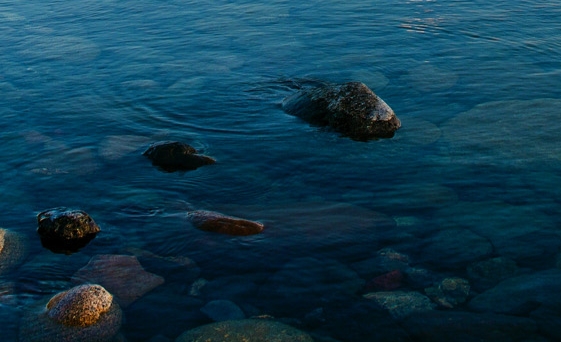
[1,0,561,340]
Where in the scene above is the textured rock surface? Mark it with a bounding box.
[37,208,100,253]
[424,277,470,308]
[467,257,519,291]
[19,284,122,342]
[46,284,114,327]
[143,141,215,172]
[72,254,164,307]
[0,228,26,275]
[282,81,400,140]
[175,319,314,342]
[187,210,264,236]
[363,291,436,319]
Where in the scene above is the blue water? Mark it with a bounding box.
[2,0,561,340]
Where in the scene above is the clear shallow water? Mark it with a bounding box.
[1,0,561,340]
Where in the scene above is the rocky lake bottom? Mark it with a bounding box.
[2,0,561,341]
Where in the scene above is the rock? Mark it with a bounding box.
[424,277,470,308]
[37,208,100,254]
[282,81,400,141]
[363,291,436,319]
[19,284,122,342]
[401,310,538,342]
[352,248,410,280]
[441,98,561,165]
[468,269,561,315]
[0,228,26,275]
[418,228,493,270]
[434,201,557,267]
[363,270,404,292]
[467,257,519,291]
[175,319,314,342]
[46,284,114,327]
[143,141,215,172]
[200,299,246,322]
[258,257,364,315]
[187,210,264,236]
[72,254,164,307]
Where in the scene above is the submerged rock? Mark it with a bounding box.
[187,210,264,236]
[0,228,26,275]
[37,208,100,254]
[175,319,313,342]
[72,254,164,307]
[19,284,122,342]
[363,291,436,319]
[424,277,470,308]
[282,81,400,141]
[200,299,246,322]
[143,141,215,172]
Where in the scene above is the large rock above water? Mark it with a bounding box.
[175,319,313,342]
[19,284,122,342]
[282,81,401,141]
[37,208,100,254]
[143,141,215,172]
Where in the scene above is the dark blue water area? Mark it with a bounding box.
[2,0,561,341]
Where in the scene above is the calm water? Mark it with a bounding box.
[2,0,561,340]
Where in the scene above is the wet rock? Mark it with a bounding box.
[187,210,264,236]
[363,291,436,319]
[467,257,519,291]
[401,310,538,342]
[37,208,100,254]
[468,269,561,315]
[201,299,246,322]
[0,228,26,275]
[424,277,470,308]
[282,81,400,141]
[143,141,215,172]
[19,284,122,342]
[72,254,164,307]
[175,319,314,342]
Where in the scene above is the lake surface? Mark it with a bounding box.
[2,0,561,340]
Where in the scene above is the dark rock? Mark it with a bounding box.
[363,290,436,319]
[282,81,400,141]
[37,208,100,254]
[143,141,215,172]
[468,269,561,315]
[401,310,539,342]
[424,277,470,308]
[187,210,264,236]
[363,270,404,292]
[258,257,364,316]
[175,318,314,342]
[418,228,493,270]
[467,257,519,291]
[200,299,246,322]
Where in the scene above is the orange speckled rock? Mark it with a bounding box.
[47,284,113,327]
